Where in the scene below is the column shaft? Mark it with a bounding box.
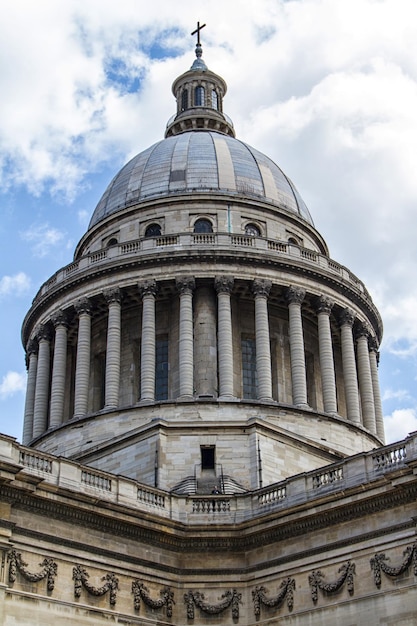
[357,333,376,433]
[340,310,361,423]
[253,285,272,401]
[32,330,51,438]
[370,347,385,442]
[140,286,156,401]
[194,286,217,396]
[177,278,195,398]
[105,290,121,408]
[215,277,234,398]
[317,297,337,413]
[49,315,68,427]
[287,287,308,407]
[74,300,92,417]
[22,343,38,444]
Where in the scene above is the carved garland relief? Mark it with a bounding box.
[6,543,417,619]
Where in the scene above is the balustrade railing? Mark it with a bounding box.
[81,469,112,491]
[32,232,370,304]
[19,450,53,474]
[373,444,407,470]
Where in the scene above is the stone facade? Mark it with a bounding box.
[1,34,415,625]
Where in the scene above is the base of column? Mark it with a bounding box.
[295,403,311,411]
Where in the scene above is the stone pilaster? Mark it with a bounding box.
[370,341,385,442]
[139,281,157,401]
[22,339,38,444]
[74,298,92,418]
[252,279,273,401]
[316,296,337,414]
[49,311,69,428]
[286,286,308,407]
[356,324,376,434]
[32,325,51,438]
[215,276,234,398]
[194,285,217,397]
[104,288,121,408]
[176,277,195,399]
[339,308,361,423]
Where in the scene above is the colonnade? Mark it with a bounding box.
[22,278,384,445]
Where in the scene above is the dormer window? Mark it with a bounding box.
[211,89,218,110]
[195,85,205,106]
[145,223,162,238]
[181,89,188,112]
[194,218,213,233]
[245,223,261,237]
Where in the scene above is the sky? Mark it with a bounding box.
[1,0,417,445]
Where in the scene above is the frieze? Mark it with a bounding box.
[132,579,174,616]
[73,564,119,606]
[308,560,355,604]
[184,589,242,620]
[370,542,417,587]
[252,578,295,615]
[8,549,57,591]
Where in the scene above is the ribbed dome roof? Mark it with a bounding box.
[89,131,313,228]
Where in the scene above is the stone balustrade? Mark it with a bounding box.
[31,233,371,305]
[2,432,416,525]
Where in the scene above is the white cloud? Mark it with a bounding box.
[382,388,413,404]
[21,224,66,258]
[0,371,26,399]
[0,272,31,297]
[384,408,417,444]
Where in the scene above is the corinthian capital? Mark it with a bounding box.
[339,308,355,328]
[176,277,195,295]
[138,280,158,298]
[315,295,334,315]
[51,310,69,328]
[252,279,272,298]
[104,287,122,305]
[214,276,234,294]
[286,285,305,305]
[75,298,92,316]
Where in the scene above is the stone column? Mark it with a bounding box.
[32,325,51,438]
[176,277,195,399]
[104,288,122,408]
[356,324,376,433]
[215,276,234,398]
[139,280,157,401]
[339,308,361,423]
[370,341,385,442]
[252,279,273,401]
[74,298,92,418]
[22,340,38,445]
[316,296,337,414]
[286,286,308,407]
[194,285,217,397]
[49,311,69,428]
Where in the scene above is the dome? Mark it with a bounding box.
[89,131,313,228]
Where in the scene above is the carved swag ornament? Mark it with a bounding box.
[252,578,296,615]
[370,542,417,587]
[73,564,119,606]
[8,549,57,591]
[132,579,175,616]
[309,561,355,604]
[184,588,242,620]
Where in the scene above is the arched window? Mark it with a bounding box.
[194,218,213,234]
[245,223,261,237]
[145,223,161,238]
[107,237,118,247]
[195,85,205,106]
[211,89,218,110]
[288,237,298,245]
[181,89,188,111]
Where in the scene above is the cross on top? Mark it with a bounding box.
[191,21,206,46]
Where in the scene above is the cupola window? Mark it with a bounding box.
[145,223,162,238]
[107,237,118,247]
[211,89,218,110]
[181,89,188,112]
[242,336,257,399]
[245,223,261,237]
[195,85,205,106]
[194,218,213,233]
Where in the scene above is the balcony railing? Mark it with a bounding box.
[32,233,372,305]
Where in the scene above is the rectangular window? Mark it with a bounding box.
[201,445,215,470]
[242,336,257,399]
[155,335,169,400]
